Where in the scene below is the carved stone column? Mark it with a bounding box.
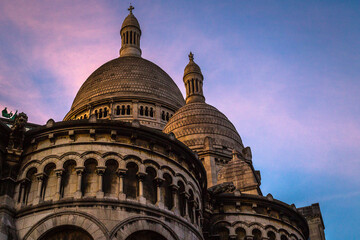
[96,166,106,198]
[137,172,146,204]
[170,184,179,215]
[33,173,44,204]
[155,177,164,208]
[54,168,64,201]
[74,167,84,199]
[184,192,190,220]
[117,169,127,200]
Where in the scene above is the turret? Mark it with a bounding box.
[119,5,142,57]
[183,52,205,104]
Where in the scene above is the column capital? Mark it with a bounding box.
[136,171,147,179]
[75,166,85,174]
[35,173,45,180]
[54,168,64,176]
[116,168,127,176]
[96,166,106,175]
[154,177,164,185]
[170,184,179,191]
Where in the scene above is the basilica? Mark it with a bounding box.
[0,6,325,240]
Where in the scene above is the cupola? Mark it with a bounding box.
[119,5,142,57]
[183,52,205,104]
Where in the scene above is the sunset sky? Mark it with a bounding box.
[0,1,359,239]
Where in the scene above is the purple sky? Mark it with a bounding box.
[0,1,359,239]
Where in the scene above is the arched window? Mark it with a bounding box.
[140,106,144,116]
[82,159,98,197]
[124,162,139,199]
[123,34,125,44]
[145,106,149,116]
[178,181,186,217]
[150,107,154,117]
[121,105,126,115]
[236,228,246,240]
[99,109,103,118]
[42,163,56,201]
[103,160,119,197]
[104,107,108,117]
[126,31,129,44]
[95,110,98,118]
[267,231,276,240]
[134,32,136,45]
[281,235,288,240]
[252,229,262,240]
[130,31,133,44]
[127,105,131,115]
[191,79,195,93]
[84,114,87,119]
[188,189,195,223]
[195,79,199,92]
[163,173,173,210]
[161,111,165,120]
[116,106,120,115]
[25,168,37,205]
[166,112,169,121]
[217,227,229,240]
[61,160,77,198]
[143,167,157,204]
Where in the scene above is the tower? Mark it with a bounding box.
[119,5,142,57]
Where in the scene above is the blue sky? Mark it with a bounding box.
[0,1,359,239]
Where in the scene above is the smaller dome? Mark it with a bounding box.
[121,6,140,31]
[184,52,202,78]
[163,102,244,151]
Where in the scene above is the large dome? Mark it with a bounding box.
[64,56,185,120]
[163,102,244,151]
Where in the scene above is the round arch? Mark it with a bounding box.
[38,225,93,240]
[110,217,179,240]
[23,211,108,240]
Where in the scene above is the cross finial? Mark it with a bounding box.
[128,4,134,14]
[188,52,194,61]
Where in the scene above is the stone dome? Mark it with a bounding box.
[184,52,202,78]
[121,13,140,31]
[163,102,244,151]
[64,56,185,120]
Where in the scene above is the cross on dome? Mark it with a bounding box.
[128,4,134,14]
[189,52,194,61]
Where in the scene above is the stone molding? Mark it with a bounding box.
[109,216,181,240]
[23,211,109,240]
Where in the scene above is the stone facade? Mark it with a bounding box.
[0,6,325,240]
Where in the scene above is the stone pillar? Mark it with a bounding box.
[117,169,127,200]
[74,167,84,199]
[33,173,44,204]
[155,104,161,122]
[189,200,196,223]
[155,177,164,208]
[137,172,146,204]
[170,184,179,214]
[109,100,114,119]
[21,179,30,204]
[96,166,106,198]
[132,100,139,118]
[54,169,64,201]
[184,192,190,219]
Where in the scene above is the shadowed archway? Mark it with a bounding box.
[39,225,93,240]
[125,230,167,240]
